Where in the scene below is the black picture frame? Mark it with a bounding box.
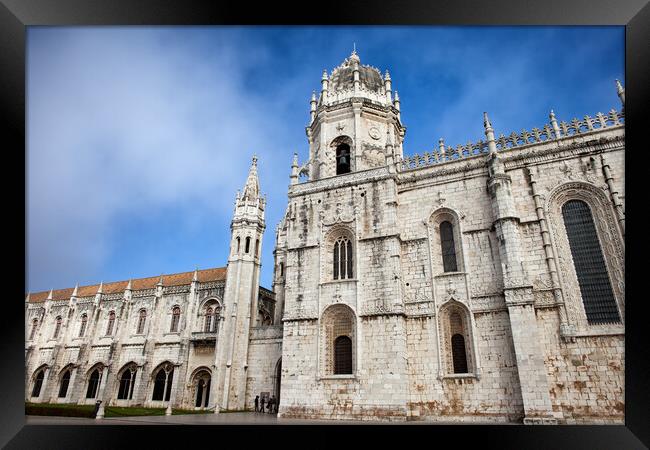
[3,0,648,448]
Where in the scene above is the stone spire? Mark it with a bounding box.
[192,268,199,282]
[97,282,103,294]
[384,69,392,103]
[72,283,79,297]
[290,153,299,185]
[126,279,132,291]
[310,91,317,122]
[615,79,625,107]
[47,288,53,301]
[483,112,497,155]
[549,110,561,139]
[241,155,260,201]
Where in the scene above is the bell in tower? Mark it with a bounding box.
[336,143,351,174]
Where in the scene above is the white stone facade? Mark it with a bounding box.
[273,52,624,423]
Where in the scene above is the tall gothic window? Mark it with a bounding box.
[152,364,174,402]
[170,307,181,332]
[236,237,241,254]
[204,307,214,332]
[440,221,458,272]
[53,316,62,339]
[58,369,71,398]
[562,200,620,324]
[245,237,251,254]
[334,336,353,374]
[336,144,351,175]
[333,236,353,280]
[106,311,115,336]
[255,239,260,257]
[32,368,45,397]
[86,368,101,399]
[137,309,147,334]
[29,318,38,340]
[279,262,284,277]
[78,314,87,337]
[451,333,468,373]
[117,366,137,400]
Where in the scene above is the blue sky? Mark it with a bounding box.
[26,26,624,293]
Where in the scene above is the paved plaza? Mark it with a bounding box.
[25,413,489,425]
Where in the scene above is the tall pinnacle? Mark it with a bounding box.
[242,154,260,201]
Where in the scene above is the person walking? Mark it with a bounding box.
[260,395,265,414]
[254,395,259,412]
[270,395,277,414]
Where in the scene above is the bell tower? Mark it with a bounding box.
[213,155,266,412]
[303,49,406,180]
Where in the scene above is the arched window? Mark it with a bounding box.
[440,305,473,375]
[451,333,468,373]
[255,239,260,257]
[117,365,137,400]
[236,236,241,254]
[31,368,45,397]
[137,309,147,334]
[333,236,353,280]
[106,311,115,336]
[29,318,38,340]
[320,304,356,376]
[58,369,71,398]
[279,262,284,277]
[336,143,351,175]
[86,368,101,399]
[152,364,174,402]
[204,307,214,332]
[170,307,181,332]
[78,314,87,337]
[245,237,251,254]
[562,200,620,324]
[334,336,353,374]
[53,316,62,339]
[440,221,458,272]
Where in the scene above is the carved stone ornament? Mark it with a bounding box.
[368,127,381,140]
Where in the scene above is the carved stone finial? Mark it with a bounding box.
[290,153,299,185]
[157,275,164,286]
[126,279,132,290]
[322,69,328,81]
[97,282,103,295]
[47,288,53,301]
[384,69,391,81]
[72,283,79,297]
[615,79,625,106]
[192,268,199,282]
[549,110,561,139]
[483,111,492,131]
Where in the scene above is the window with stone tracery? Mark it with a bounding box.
[86,367,102,399]
[58,369,71,398]
[117,364,137,400]
[439,303,474,375]
[440,221,458,272]
[170,306,181,332]
[333,236,354,280]
[106,311,115,336]
[31,368,46,397]
[152,363,174,402]
[137,309,147,334]
[562,199,620,324]
[320,304,356,376]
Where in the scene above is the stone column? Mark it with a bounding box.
[484,113,557,424]
[95,366,110,419]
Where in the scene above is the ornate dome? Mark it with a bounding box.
[327,50,385,93]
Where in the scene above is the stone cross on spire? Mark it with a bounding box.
[242,154,260,201]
